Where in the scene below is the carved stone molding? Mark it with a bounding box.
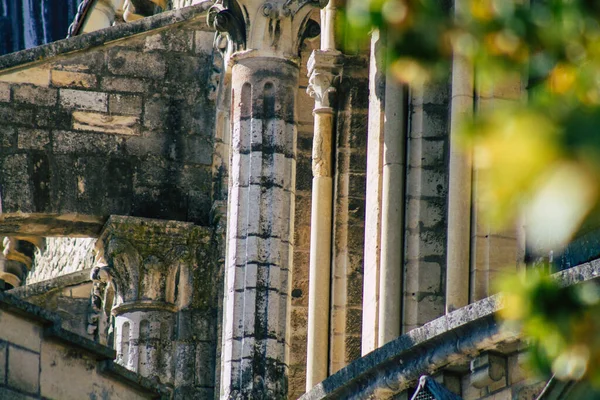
[0,236,45,289]
[208,0,327,62]
[92,216,215,382]
[307,49,343,111]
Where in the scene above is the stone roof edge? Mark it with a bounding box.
[8,269,93,299]
[0,290,171,398]
[0,1,214,73]
[301,260,600,400]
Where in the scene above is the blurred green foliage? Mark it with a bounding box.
[498,269,600,387]
[346,0,600,387]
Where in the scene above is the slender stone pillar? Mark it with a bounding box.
[305,49,342,389]
[209,1,325,397]
[445,0,474,312]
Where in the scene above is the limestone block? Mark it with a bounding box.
[52,52,105,74]
[109,94,142,116]
[406,167,447,198]
[101,76,148,93]
[8,345,40,394]
[107,48,166,79]
[407,199,444,229]
[60,89,108,112]
[40,340,148,400]
[0,310,41,352]
[470,352,507,390]
[0,67,50,87]
[51,70,97,89]
[13,84,57,107]
[53,130,123,154]
[0,126,16,148]
[17,129,50,150]
[72,111,139,136]
[145,31,193,53]
[415,295,445,326]
[405,261,441,293]
[195,30,216,54]
[408,138,446,168]
[405,231,445,259]
[410,105,449,138]
[0,82,10,102]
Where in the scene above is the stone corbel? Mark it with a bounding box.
[470,352,507,389]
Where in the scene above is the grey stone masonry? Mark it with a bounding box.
[221,57,299,400]
[0,3,216,237]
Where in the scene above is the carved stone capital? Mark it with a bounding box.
[95,216,212,312]
[307,49,343,112]
[209,0,327,61]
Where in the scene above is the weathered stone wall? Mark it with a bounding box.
[0,7,216,236]
[403,80,450,332]
[329,54,369,374]
[27,237,95,284]
[288,36,320,400]
[0,291,168,399]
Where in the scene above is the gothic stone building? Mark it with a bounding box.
[0,1,594,399]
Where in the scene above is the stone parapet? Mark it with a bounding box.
[0,290,171,399]
[301,261,600,400]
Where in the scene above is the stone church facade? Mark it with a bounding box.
[0,0,594,399]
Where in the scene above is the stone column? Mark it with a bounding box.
[0,237,43,289]
[208,1,325,398]
[305,49,341,389]
[94,216,212,387]
[445,0,474,312]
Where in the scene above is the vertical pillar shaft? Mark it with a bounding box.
[362,29,406,351]
[362,30,385,353]
[445,0,474,312]
[378,71,405,346]
[305,49,341,388]
[221,56,298,399]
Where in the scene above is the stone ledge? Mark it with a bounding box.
[98,360,173,400]
[0,2,214,73]
[301,260,600,399]
[43,324,115,360]
[8,269,92,299]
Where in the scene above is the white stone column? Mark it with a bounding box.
[361,30,406,352]
[221,56,299,399]
[445,0,474,313]
[305,50,342,389]
[210,1,325,397]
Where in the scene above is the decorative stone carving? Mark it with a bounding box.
[208,0,327,61]
[93,216,214,386]
[307,50,342,178]
[307,49,342,111]
[0,236,44,289]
